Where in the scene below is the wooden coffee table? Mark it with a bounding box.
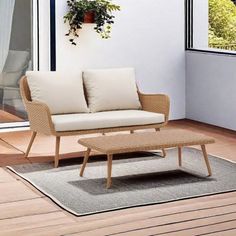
[78,130,215,188]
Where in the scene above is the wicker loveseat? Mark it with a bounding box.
[20,68,170,167]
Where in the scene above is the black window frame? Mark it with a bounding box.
[50,0,56,71]
[185,0,236,56]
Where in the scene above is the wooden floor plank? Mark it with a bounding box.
[0,212,75,235]
[101,215,236,236]
[68,208,236,236]
[202,228,236,236]
[0,131,86,159]
[0,198,60,220]
[0,168,17,183]
[8,197,236,236]
[163,221,236,236]
[0,182,39,204]
[0,138,23,156]
[0,155,30,167]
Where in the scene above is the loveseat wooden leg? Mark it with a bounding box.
[54,136,61,168]
[162,149,166,158]
[178,146,182,166]
[80,148,91,177]
[25,131,37,159]
[107,154,113,188]
[130,130,134,134]
[201,144,212,176]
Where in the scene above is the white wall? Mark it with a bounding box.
[186,51,236,131]
[56,0,186,120]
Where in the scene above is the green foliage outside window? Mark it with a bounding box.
[209,0,236,50]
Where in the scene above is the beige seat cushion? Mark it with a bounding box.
[52,110,165,132]
[26,71,89,114]
[83,68,141,112]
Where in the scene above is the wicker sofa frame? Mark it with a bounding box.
[20,76,170,167]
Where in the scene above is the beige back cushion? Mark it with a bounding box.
[26,71,89,114]
[83,68,141,112]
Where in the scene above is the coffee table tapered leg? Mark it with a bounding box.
[178,147,182,166]
[107,154,113,188]
[162,149,166,157]
[201,144,212,176]
[155,128,166,158]
[80,148,91,177]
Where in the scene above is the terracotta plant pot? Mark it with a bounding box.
[83,12,95,23]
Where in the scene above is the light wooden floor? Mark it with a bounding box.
[0,119,236,236]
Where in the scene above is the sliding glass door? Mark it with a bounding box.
[0,0,37,128]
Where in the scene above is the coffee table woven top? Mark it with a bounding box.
[78,129,215,155]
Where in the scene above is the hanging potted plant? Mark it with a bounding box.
[64,0,121,45]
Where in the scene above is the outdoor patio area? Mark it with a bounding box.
[1,0,236,235]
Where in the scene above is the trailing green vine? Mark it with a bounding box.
[64,0,120,45]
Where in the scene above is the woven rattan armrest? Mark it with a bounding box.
[25,100,55,135]
[20,76,55,135]
[138,92,170,123]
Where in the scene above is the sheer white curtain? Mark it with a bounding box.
[0,0,15,73]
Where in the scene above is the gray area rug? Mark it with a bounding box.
[8,147,236,216]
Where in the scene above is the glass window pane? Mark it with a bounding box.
[209,0,236,51]
[0,0,33,126]
[191,0,236,52]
